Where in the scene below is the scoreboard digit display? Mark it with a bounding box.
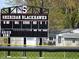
[1,6,48,37]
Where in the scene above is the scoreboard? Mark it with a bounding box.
[1,6,48,37]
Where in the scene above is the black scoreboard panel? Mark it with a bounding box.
[38,31,47,37]
[22,21,31,29]
[39,21,48,29]
[1,21,12,28]
[1,30,48,37]
[13,21,21,28]
[32,21,38,29]
[1,21,48,29]
[1,21,48,37]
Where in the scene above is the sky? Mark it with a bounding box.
[0,0,11,9]
[0,0,26,9]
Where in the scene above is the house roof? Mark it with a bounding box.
[62,33,79,39]
[49,29,61,37]
[61,29,73,33]
[72,29,79,33]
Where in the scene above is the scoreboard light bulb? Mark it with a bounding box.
[33,29,37,31]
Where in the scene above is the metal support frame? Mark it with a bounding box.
[23,37,26,56]
[39,38,42,57]
[8,37,10,56]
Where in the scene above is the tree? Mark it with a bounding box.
[62,0,79,28]
[6,0,79,29]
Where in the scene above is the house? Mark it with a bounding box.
[48,29,61,45]
[56,29,79,46]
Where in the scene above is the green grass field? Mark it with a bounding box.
[0,51,79,59]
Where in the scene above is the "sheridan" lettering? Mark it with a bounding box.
[2,15,47,20]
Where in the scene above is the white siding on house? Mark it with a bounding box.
[56,33,79,47]
[65,40,73,46]
[56,34,64,46]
